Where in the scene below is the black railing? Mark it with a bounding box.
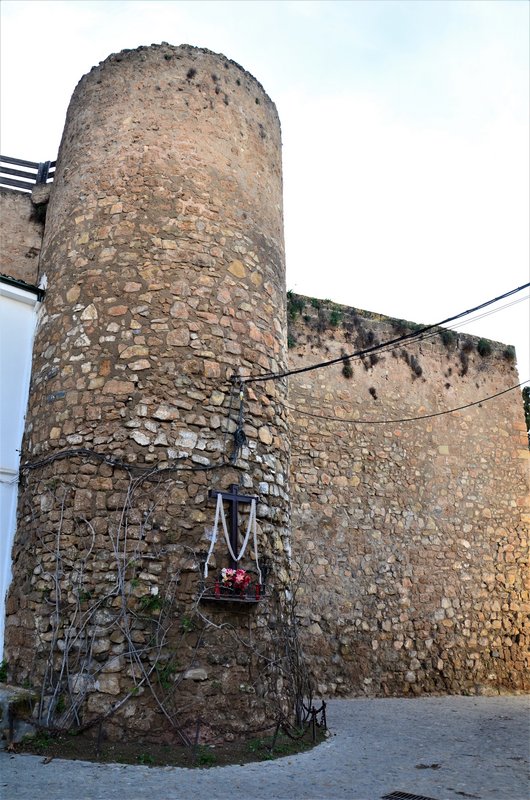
[0,155,56,193]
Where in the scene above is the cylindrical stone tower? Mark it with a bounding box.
[5,44,293,741]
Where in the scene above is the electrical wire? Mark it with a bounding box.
[285,380,528,425]
[443,294,528,331]
[231,383,248,464]
[333,293,529,364]
[21,384,248,480]
[15,289,529,475]
[21,447,233,478]
[17,381,529,477]
[242,282,529,384]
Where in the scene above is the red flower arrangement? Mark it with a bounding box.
[220,567,252,590]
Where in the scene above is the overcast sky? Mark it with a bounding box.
[1,0,528,380]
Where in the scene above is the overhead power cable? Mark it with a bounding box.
[372,294,529,357]
[314,293,529,366]
[445,294,528,330]
[286,380,528,426]
[21,447,232,479]
[242,282,529,384]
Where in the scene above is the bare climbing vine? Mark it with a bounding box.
[7,460,314,745]
[13,469,197,743]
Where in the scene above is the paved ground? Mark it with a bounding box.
[1,695,528,800]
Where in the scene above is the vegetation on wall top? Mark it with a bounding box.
[286,291,511,387]
[523,386,530,449]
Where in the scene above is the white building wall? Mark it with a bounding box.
[0,281,40,654]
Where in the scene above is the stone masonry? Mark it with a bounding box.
[0,190,43,285]
[3,44,292,741]
[288,298,529,698]
[1,44,528,744]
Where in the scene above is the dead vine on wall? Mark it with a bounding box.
[7,461,313,743]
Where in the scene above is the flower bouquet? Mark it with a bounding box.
[220,567,251,592]
[208,568,262,602]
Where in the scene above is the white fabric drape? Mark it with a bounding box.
[204,493,262,583]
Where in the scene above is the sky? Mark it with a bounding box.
[1,0,529,380]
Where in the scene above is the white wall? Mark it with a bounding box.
[0,281,40,655]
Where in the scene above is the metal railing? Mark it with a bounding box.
[0,155,56,193]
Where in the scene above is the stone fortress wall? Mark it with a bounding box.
[288,299,529,697]
[0,190,43,285]
[1,44,528,742]
[3,44,292,740]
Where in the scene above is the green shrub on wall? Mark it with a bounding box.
[477,338,493,358]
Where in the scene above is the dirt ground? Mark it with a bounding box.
[16,723,327,768]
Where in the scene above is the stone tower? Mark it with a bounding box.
[4,44,292,740]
